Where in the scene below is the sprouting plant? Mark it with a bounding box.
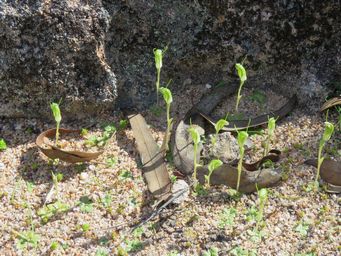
[14,229,40,250]
[315,122,334,189]
[85,123,116,147]
[218,207,237,229]
[264,117,276,156]
[50,241,59,251]
[212,119,229,145]
[235,63,247,111]
[159,87,173,152]
[50,102,62,145]
[256,188,268,230]
[205,159,223,187]
[0,138,7,150]
[106,157,117,167]
[153,46,167,104]
[236,131,249,191]
[79,196,94,213]
[119,119,128,130]
[101,193,113,208]
[81,223,91,232]
[202,247,219,256]
[188,127,201,185]
[230,246,257,256]
[37,201,69,223]
[96,248,109,256]
[294,221,310,236]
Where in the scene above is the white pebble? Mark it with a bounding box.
[0,162,5,170]
[205,83,212,89]
[88,165,96,171]
[80,172,89,181]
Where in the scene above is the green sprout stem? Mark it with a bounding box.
[315,141,324,185]
[156,68,161,105]
[314,122,334,190]
[193,143,198,184]
[236,131,248,191]
[235,81,244,111]
[237,147,244,191]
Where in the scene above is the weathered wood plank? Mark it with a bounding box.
[129,114,171,199]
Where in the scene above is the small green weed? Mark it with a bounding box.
[79,196,93,213]
[218,207,237,229]
[37,201,69,223]
[202,247,219,256]
[0,138,7,150]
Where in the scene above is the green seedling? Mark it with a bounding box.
[205,159,223,187]
[106,157,117,167]
[119,119,128,130]
[81,223,91,232]
[80,128,88,137]
[85,123,116,147]
[218,207,237,229]
[188,127,202,186]
[14,229,40,250]
[264,117,276,156]
[153,46,167,104]
[236,131,249,191]
[37,201,69,223]
[202,247,219,256]
[50,241,59,251]
[235,63,247,111]
[50,102,62,145]
[230,246,257,256]
[96,248,109,256]
[79,196,94,213]
[212,119,229,145]
[159,87,173,152]
[294,221,310,236]
[315,122,334,189]
[101,193,113,208]
[0,138,7,150]
[256,188,268,230]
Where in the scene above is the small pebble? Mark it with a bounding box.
[80,172,89,181]
[88,165,96,171]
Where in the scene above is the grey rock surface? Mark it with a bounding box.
[1,1,340,118]
[203,132,239,163]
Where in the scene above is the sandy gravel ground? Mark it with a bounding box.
[0,86,340,256]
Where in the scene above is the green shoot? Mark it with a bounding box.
[153,46,167,105]
[236,131,248,191]
[264,117,276,156]
[205,159,223,187]
[37,201,69,223]
[235,63,247,111]
[81,223,91,232]
[159,87,173,152]
[15,229,40,250]
[315,122,334,189]
[256,188,268,230]
[218,207,237,228]
[202,247,219,256]
[50,102,62,146]
[0,138,7,150]
[212,119,229,145]
[188,127,201,186]
[50,241,59,251]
